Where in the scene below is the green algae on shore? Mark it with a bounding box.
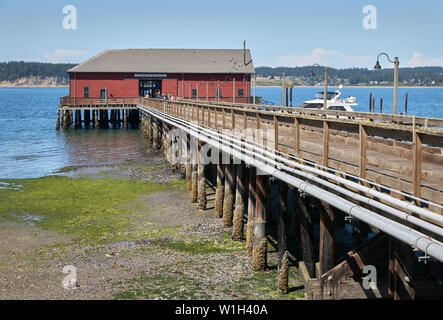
[0,175,180,243]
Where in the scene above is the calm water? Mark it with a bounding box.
[257,87,443,118]
[0,87,442,179]
[0,88,146,179]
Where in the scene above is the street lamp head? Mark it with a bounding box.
[374,60,382,70]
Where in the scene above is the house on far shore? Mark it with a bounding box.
[67,48,255,102]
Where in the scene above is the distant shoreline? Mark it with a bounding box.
[0,85,69,88]
[1,84,442,89]
[255,85,443,89]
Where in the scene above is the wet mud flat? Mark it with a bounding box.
[0,150,305,300]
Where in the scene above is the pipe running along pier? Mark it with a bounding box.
[57,96,443,300]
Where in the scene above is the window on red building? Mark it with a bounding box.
[83,86,90,98]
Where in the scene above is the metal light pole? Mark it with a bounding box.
[310,63,328,110]
[374,53,400,114]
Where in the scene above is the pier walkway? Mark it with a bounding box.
[58,96,443,300]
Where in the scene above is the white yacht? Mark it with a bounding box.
[299,86,358,111]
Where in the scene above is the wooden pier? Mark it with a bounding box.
[58,95,443,300]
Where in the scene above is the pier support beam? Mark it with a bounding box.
[56,109,61,130]
[252,173,268,272]
[296,193,315,278]
[389,237,415,300]
[215,158,225,218]
[197,141,207,211]
[246,166,256,257]
[232,162,246,240]
[278,181,288,270]
[222,163,235,228]
[317,200,335,276]
[94,110,98,129]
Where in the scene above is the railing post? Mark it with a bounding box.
[413,117,422,199]
[294,117,300,157]
[359,124,367,180]
[323,120,329,167]
[232,109,235,130]
[274,115,279,151]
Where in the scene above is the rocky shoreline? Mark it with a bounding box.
[0,76,68,88]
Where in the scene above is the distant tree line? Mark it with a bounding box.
[256,66,443,86]
[1,61,442,86]
[0,61,75,82]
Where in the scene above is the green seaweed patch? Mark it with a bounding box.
[230,268,305,300]
[150,237,245,255]
[113,262,214,300]
[0,176,182,243]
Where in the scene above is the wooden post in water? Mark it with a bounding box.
[405,93,408,115]
[123,109,128,129]
[380,98,383,113]
[369,92,372,112]
[290,87,293,107]
[232,162,246,240]
[285,87,289,107]
[94,110,98,129]
[56,109,61,130]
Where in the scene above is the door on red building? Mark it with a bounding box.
[100,89,106,103]
[139,80,161,97]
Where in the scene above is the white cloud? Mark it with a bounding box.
[43,49,88,63]
[267,49,373,69]
[407,52,443,67]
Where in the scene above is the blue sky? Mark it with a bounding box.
[1,0,442,68]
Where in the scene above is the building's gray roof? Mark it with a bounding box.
[68,49,255,74]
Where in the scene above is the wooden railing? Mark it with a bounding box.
[60,95,142,106]
[142,98,443,214]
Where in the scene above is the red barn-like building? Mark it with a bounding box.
[68,49,255,102]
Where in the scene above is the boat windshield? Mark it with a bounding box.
[315,92,338,100]
[300,103,323,109]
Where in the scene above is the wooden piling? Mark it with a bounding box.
[215,160,225,218]
[56,109,60,130]
[222,163,236,228]
[252,173,267,271]
[296,193,315,278]
[318,200,335,275]
[191,164,198,203]
[246,166,256,256]
[197,141,207,211]
[232,162,246,240]
[278,181,288,270]
[389,237,415,300]
[185,136,192,191]
[405,93,408,115]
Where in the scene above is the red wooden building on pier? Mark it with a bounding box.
[68,48,255,102]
